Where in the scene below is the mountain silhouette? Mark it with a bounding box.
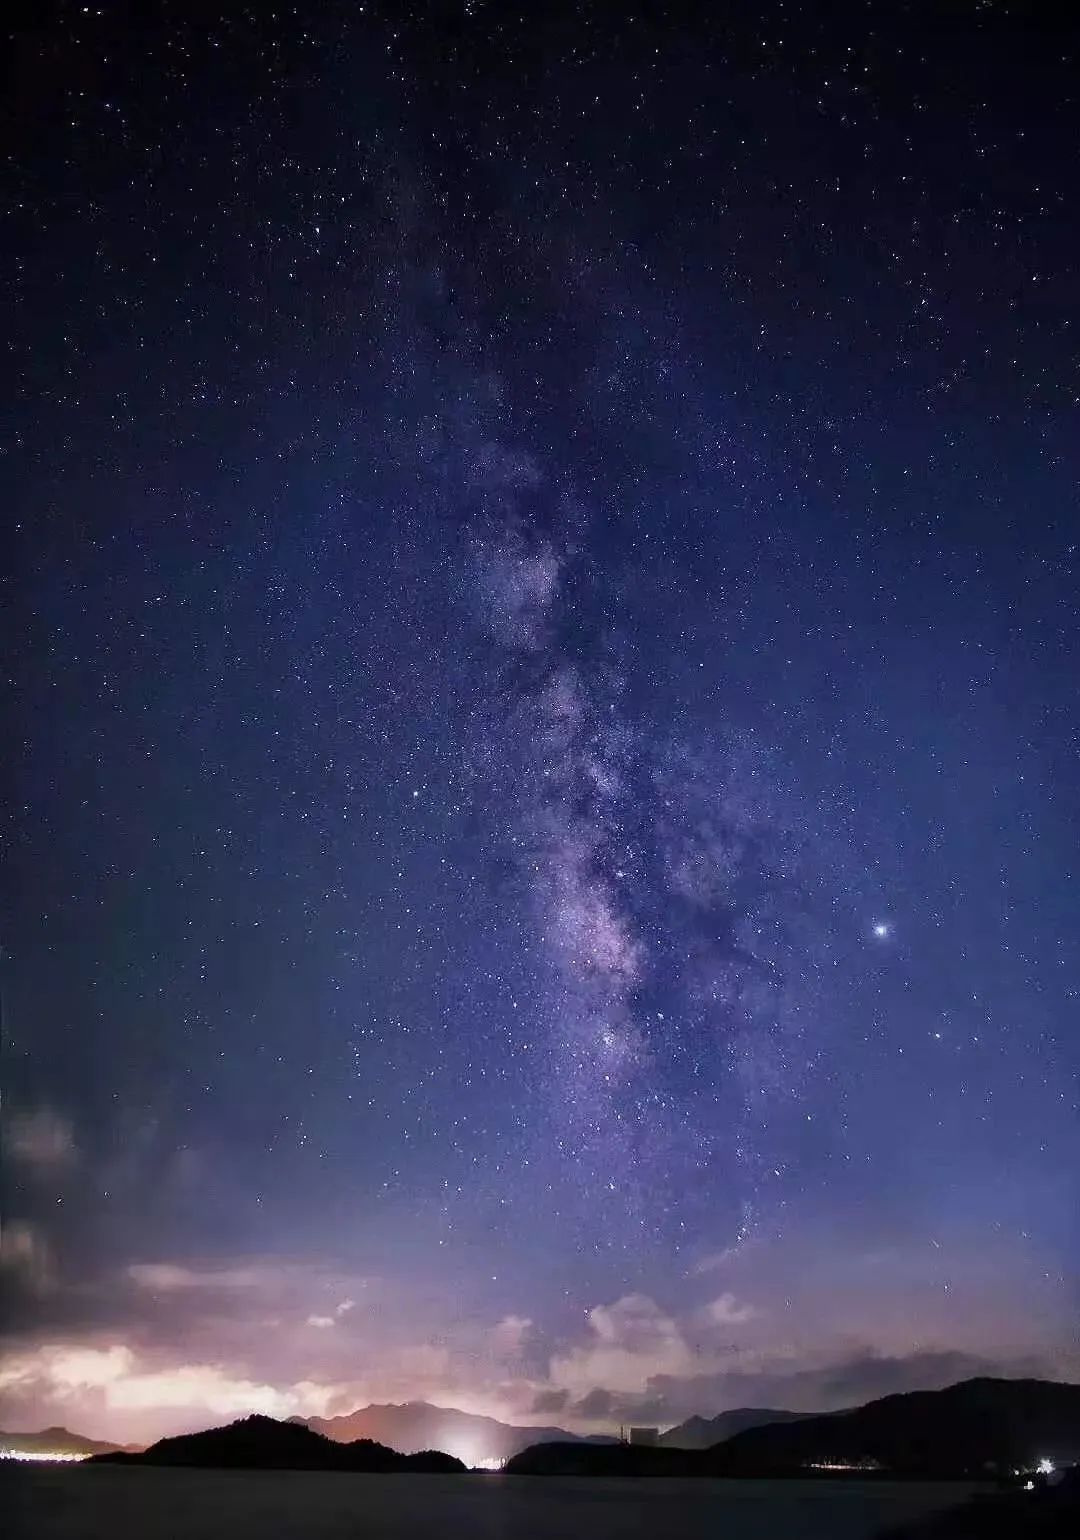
[304,1401,615,1464]
[504,1441,705,1477]
[659,1407,807,1449]
[0,1426,137,1458]
[705,1378,1080,1477]
[506,1378,1080,1479]
[89,1414,464,1473]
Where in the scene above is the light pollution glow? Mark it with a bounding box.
[1,1449,90,1463]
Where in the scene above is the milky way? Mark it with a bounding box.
[468,454,844,1244]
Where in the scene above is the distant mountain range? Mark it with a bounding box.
[659,1407,808,1449]
[15,1375,1080,1479]
[0,1426,138,1458]
[303,1402,616,1463]
[506,1378,1080,1479]
[706,1377,1080,1478]
[89,1414,464,1473]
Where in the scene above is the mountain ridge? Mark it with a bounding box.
[0,1426,139,1458]
[506,1377,1080,1478]
[708,1376,1080,1476]
[304,1400,616,1463]
[88,1413,464,1472]
[659,1406,808,1449]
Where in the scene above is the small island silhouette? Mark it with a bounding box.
[89,1414,464,1474]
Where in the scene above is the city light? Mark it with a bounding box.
[804,1458,882,1472]
[0,1449,89,1464]
[439,1438,503,1472]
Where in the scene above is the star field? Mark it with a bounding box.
[4,1,1078,1441]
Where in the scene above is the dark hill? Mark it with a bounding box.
[503,1440,705,1477]
[506,1378,1080,1479]
[659,1407,806,1449]
[395,1448,466,1474]
[706,1378,1080,1478]
[88,1414,465,1473]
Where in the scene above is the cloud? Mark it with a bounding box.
[306,1298,357,1329]
[124,1261,375,1328]
[127,1263,268,1292]
[690,1242,756,1275]
[0,1343,134,1396]
[0,1340,342,1437]
[534,1275,1063,1429]
[536,1341,1070,1431]
[490,1314,533,1354]
[1,1296,1067,1446]
[0,1221,54,1290]
[550,1294,699,1397]
[4,1108,76,1171]
[704,1292,757,1327]
[574,1386,616,1419]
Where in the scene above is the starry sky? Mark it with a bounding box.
[4,2,1079,1445]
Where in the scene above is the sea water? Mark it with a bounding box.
[3,1464,985,1540]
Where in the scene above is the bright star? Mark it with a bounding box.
[871,921,891,940]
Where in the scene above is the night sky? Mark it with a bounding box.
[5,2,1079,1446]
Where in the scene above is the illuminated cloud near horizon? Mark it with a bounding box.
[1,1213,1074,1444]
[4,1107,77,1172]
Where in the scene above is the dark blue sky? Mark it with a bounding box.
[4,1,1078,1442]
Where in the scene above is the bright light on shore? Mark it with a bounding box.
[1,1449,89,1463]
[441,1440,503,1472]
[1036,1457,1054,1476]
[805,1458,881,1472]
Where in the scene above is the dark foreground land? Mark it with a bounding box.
[3,1465,987,1540]
[882,1467,1080,1538]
